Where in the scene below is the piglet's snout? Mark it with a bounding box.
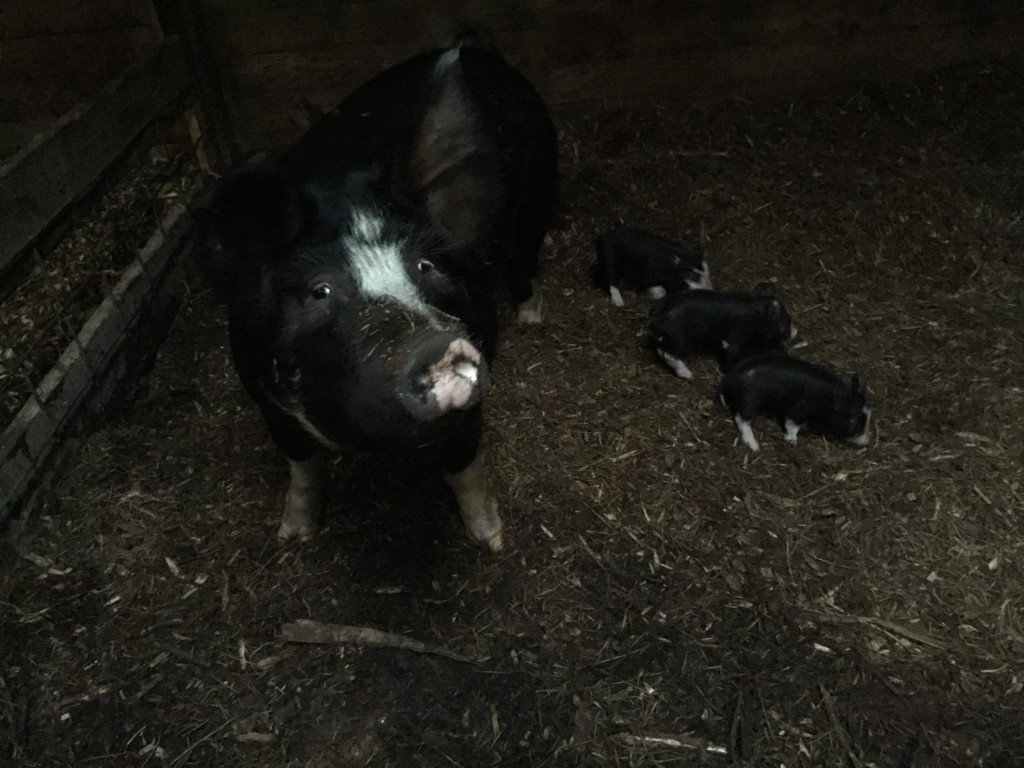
[403,336,487,418]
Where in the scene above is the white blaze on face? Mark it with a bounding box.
[343,208,436,322]
[436,47,461,72]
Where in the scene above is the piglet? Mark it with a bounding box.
[719,353,872,451]
[593,227,711,307]
[648,290,795,379]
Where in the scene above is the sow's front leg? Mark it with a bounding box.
[279,453,329,541]
[440,419,503,551]
[259,403,330,542]
[445,452,503,551]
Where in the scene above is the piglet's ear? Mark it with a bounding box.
[851,372,867,394]
[406,49,501,248]
[764,298,783,319]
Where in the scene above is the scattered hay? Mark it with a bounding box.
[2,55,1023,767]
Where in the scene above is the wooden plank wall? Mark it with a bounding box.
[0,0,163,125]
[197,0,1024,154]
[0,41,190,276]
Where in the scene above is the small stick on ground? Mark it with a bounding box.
[280,619,482,665]
[614,732,728,755]
[820,685,864,768]
[809,611,947,650]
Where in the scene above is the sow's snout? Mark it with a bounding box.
[399,333,488,420]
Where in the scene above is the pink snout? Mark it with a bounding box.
[401,336,488,419]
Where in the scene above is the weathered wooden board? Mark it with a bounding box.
[199,0,1024,152]
[1,0,162,147]
[0,205,192,537]
[0,40,189,278]
[0,0,159,39]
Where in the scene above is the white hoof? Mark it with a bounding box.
[277,520,318,542]
[516,283,543,324]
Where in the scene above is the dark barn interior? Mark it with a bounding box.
[2,2,1024,766]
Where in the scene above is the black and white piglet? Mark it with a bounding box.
[719,353,872,451]
[648,290,795,379]
[592,227,711,307]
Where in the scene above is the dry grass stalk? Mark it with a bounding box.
[820,685,865,768]
[280,619,482,665]
[614,731,728,755]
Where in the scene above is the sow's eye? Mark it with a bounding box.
[309,282,333,300]
[417,259,434,274]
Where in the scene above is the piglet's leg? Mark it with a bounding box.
[278,454,329,542]
[445,452,503,552]
[734,415,761,452]
[784,419,802,444]
[657,348,693,380]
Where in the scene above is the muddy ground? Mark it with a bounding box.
[2,56,1023,767]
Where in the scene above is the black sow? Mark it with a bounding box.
[720,353,872,451]
[199,45,558,551]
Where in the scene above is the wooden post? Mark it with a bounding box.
[151,0,237,167]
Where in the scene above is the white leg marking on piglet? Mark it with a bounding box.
[657,348,693,379]
[516,280,543,324]
[784,419,801,444]
[278,454,329,542]
[445,452,503,552]
[735,415,760,452]
[848,406,872,447]
[609,286,624,307]
[687,262,713,290]
[647,286,667,300]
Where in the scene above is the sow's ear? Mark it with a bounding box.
[194,166,314,301]
[405,49,501,248]
[764,298,784,319]
[198,165,311,255]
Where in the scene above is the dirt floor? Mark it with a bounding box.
[3,56,1024,767]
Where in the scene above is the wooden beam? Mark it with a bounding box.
[0,0,160,39]
[0,205,192,536]
[153,0,237,165]
[199,0,1024,153]
[0,39,190,279]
